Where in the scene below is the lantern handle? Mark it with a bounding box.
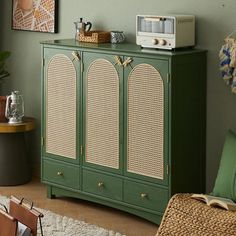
[19,95,24,118]
[5,95,11,119]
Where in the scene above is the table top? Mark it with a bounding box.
[0,117,36,133]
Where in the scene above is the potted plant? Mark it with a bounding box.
[0,51,11,121]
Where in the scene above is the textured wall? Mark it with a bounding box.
[0,0,236,191]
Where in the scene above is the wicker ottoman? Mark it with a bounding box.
[156,194,236,236]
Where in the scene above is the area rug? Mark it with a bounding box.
[0,195,125,236]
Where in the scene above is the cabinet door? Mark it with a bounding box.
[42,48,81,163]
[124,57,169,185]
[83,52,123,173]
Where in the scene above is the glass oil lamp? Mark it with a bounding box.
[5,91,24,124]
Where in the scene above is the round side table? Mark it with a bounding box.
[0,117,35,186]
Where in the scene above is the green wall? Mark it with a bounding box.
[0,0,236,192]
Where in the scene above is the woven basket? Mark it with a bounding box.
[78,31,110,43]
[156,194,236,236]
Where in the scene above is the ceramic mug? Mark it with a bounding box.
[110,31,125,44]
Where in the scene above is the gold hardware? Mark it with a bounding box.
[80,145,83,155]
[98,182,104,187]
[114,56,123,66]
[123,57,133,67]
[140,193,148,199]
[72,51,80,61]
[57,171,63,176]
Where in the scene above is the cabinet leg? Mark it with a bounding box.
[47,186,56,199]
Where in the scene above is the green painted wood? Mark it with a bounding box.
[82,52,123,174]
[170,53,207,195]
[82,169,123,201]
[42,159,80,189]
[123,56,169,186]
[46,185,55,199]
[47,185,163,224]
[41,40,207,225]
[41,47,81,165]
[41,39,205,58]
[123,180,169,213]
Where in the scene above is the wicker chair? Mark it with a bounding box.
[156,193,236,236]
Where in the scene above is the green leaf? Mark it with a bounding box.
[0,51,11,78]
[0,51,11,61]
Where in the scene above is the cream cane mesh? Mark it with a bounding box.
[86,59,119,169]
[46,54,76,159]
[127,64,164,179]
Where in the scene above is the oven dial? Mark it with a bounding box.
[159,39,167,46]
[152,39,159,45]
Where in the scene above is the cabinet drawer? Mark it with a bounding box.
[83,170,122,201]
[124,180,168,212]
[43,159,79,189]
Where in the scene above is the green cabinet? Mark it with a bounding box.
[83,170,123,201]
[43,159,80,189]
[41,39,206,224]
[124,56,169,186]
[41,48,81,164]
[83,52,123,174]
[123,180,168,213]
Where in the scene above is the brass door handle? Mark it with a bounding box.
[123,57,133,67]
[57,171,63,176]
[72,51,80,61]
[140,193,148,199]
[98,182,104,187]
[114,56,123,66]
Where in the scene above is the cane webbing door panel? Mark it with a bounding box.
[45,53,77,160]
[85,58,120,170]
[127,63,164,179]
[41,40,206,225]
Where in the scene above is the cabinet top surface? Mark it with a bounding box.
[41,39,206,56]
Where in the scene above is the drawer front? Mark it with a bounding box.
[43,159,79,189]
[124,180,168,212]
[83,170,122,201]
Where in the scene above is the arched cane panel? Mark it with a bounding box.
[46,54,76,159]
[127,63,164,179]
[86,59,119,169]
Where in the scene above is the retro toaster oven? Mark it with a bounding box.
[136,15,195,50]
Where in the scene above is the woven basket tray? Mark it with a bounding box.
[78,31,110,43]
[156,194,236,236]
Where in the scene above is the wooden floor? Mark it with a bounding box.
[0,179,158,236]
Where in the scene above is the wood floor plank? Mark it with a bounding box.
[0,179,158,236]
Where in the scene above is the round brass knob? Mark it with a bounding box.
[98,182,104,187]
[140,193,148,199]
[57,171,63,176]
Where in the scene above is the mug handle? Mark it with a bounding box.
[121,32,125,41]
[85,22,92,32]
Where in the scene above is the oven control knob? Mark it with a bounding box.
[159,39,167,46]
[152,39,159,45]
